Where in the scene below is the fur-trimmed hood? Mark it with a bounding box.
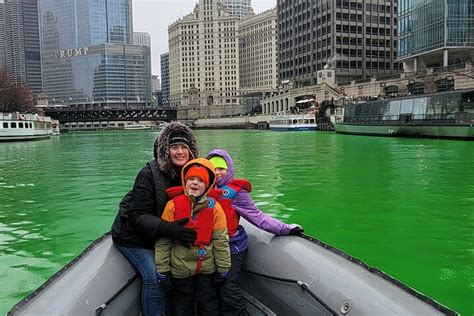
[154,122,199,177]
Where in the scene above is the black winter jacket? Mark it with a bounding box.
[111,122,199,250]
[111,160,181,249]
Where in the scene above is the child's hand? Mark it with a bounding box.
[157,271,172,290]
[288,224,304,236]
[214,271,229,285]
[159,218,197,247]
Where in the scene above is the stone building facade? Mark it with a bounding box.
[239,8,277,93]
[168,0,241,117]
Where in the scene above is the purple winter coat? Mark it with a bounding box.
[206,149,293,255]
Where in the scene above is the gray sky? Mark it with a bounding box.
[132,0,276,77]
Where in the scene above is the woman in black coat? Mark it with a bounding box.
[111,122,199,316]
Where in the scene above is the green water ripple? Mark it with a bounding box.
[0,130,473,315]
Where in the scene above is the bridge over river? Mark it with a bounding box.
[44,106,176,123]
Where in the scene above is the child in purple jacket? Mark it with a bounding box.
[207,148,303,316]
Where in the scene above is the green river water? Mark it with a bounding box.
[0,130,473,315]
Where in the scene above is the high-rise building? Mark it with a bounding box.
[239,8,277,92]
[151,75,160,92]
[0,1,5,67]
[168,0,240,116]
[397,0,474,72]
[39,0,151,105]
[277,0,400,85]
[133,31,151,47]
[221,0,251,19]
[160,52,170,106]
[0,0,42,95]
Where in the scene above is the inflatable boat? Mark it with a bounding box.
[8,221,457,315]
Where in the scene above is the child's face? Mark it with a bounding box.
[185,176,206,197]
[215,168,228,179]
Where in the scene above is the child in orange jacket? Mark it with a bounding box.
[155,158,231,316]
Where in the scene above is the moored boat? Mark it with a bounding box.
[0,112,54,141]
[7,221,457,315]
[51,120,60,135]
[334,90,474,139]
[124,124,151,130]
[269,112,317,131]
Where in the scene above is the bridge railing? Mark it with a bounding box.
[44,107,177,123]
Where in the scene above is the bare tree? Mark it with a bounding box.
[0,66,34,113]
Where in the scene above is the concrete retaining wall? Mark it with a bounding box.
[194,114,272,129]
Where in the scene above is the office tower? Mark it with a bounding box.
[0,0,42,95]
[0,1,5,66]
[133,31,151,47]
[151,75,160,92]
[221,0,251,19]
[277,0,400,85]
[397,0,474,72]
[39,0,151,105]
[239,8,277,92]
[168,0,240,116]
[160,52,169,106]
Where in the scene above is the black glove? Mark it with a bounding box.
[158,218,197,247]
[288,225,304,236]
[157,271,172,290]
[214,271,229,286]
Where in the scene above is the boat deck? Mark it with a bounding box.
[8,225,458,316]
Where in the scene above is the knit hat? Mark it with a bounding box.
[184,164,210,188]
[209,156,228,170]
[169,131,191,149]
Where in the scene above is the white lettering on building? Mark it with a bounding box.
[55,47,89,59]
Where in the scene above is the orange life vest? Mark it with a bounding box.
[166,186,220,274]
[217,179,252,236]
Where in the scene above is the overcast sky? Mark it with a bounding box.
[132,0,276,78]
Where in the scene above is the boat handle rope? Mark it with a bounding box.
[243,268,338,316]
[95,274,139,315]
[94,270,338,315]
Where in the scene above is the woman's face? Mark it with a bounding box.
[169,144,190,168]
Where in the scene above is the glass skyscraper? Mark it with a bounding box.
[39,0,151,105]
[160,52,169,107]
[220,0,251,19]
[397,0,474,71]
[0,0,42,95]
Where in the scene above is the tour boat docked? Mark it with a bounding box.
[0,112,55,141]
[334,89,474,139]
[124,124,151,130]
[269,112,317,131]
[51,120,60,135]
